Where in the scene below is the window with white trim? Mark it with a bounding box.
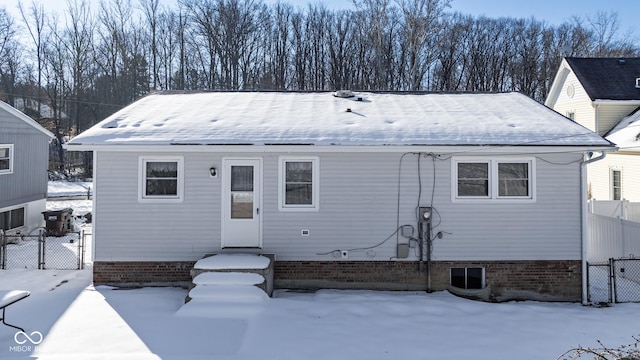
[454,158,534,201]
[0,207,25,231]
[0,144,13,174]
[611,168,622,201]
[139,156,184,202]
[451,267,485,289]
[279,157,319,210]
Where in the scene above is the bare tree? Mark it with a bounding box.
[140,0,160,90]
[397,0,450,90]
[18,0,48,121]
[0,7,22,106]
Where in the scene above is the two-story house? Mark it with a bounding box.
[0,101,54,234]
[546,57,640,201]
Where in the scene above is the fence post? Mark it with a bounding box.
[38,230,45,270]
[1,230,5,270]
[77,230,83,270]
[621,199,627,220]
[609,258,616,304]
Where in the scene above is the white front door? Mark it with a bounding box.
[221,158,262,248]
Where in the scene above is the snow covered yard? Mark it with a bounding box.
[0,270,638,360]
[1,182,631,358]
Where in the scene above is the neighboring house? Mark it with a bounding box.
[545,57,640,201]
[0,101,54,235]
[67,91,614,302]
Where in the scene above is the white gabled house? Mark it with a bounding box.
[67,91,614,302]
[0,101,54,235]
[546,57,640,201]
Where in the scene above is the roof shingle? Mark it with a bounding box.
[566,57,640,101]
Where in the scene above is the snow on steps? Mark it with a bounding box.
[185,253,274,308]
[193,272,265,286]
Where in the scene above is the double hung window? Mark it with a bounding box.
[0,145,13,174]
[279,157,319,211]
[139,156,184,202]
[454,158,534,201]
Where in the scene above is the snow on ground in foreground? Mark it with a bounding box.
[0,270,638,360]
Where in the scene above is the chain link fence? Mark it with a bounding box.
[0,230,91,270]
[588,258,640,304]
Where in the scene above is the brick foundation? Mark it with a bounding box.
[93,261,196,287]
[93,259,581,301]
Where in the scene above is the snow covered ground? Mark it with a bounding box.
[0,270,638,360]
[1,182,636,358]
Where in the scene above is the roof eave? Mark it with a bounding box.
[64,143,616,154]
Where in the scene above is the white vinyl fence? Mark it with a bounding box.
[588,213,640,262]
[589,199,640,222]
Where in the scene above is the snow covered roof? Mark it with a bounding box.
[67,91,612,148]
[607,110,640,151]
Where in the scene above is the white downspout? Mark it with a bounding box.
[594,104,601,135]
[581,151,607,305]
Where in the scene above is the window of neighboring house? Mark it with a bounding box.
[279,157,319,211]
[451,267,485,289]
[0,144,13,174]
[566,111,575,121]
[138,156,184,202]
[454,158,534,201]
[611,168,622,201]
[0,207,25,231]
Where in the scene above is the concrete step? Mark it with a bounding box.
[193,272,265,286]
[188,284,269,302]
[185,253,275,304]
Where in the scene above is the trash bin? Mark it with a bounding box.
[42,208,73,237]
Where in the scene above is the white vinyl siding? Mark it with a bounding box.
[278,156,319,211]
[138,156,184,202]
[549,70,595,131]
[92,151,582,262]
[0,144,13,174]
[587,153,640,201]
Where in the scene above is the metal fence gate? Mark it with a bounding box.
[588,258,640,304]
[0,230,90,270]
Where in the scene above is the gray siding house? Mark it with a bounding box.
[0,101,54,234]
[67,91,614,302]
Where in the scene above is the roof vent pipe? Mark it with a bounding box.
[618,59,626,65]
[636,77,640,88]
[334,90,355,98]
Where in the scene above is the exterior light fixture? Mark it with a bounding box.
[209,167,217,177]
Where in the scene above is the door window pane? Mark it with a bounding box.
[231,166,254,219]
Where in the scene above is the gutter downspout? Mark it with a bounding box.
[594,104,601,135]
[581,151,607,305]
